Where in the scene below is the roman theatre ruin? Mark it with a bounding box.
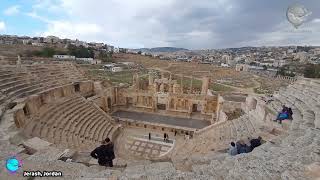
[0,57,320,179]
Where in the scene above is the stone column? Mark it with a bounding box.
[169,84,173,93]
[149,73,154,85]
[201,76,210,95]
[180,75,184,94]
[133,74,140,90]
[160,83,165,92]
[190,76,193,94]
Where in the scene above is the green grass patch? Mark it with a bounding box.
[254,87,271,94]
[87,69,149,85]
[176,78,203,89]
[210,83,233,92]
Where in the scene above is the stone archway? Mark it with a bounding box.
[107,97,112,111]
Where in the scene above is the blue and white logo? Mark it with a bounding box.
[6,157,22,174]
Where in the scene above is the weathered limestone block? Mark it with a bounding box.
[120,162,176,179]
[13,104,26,128]
[25,95,41,115]
[62,84,75,97]
[79,81,94,95]
[22,137,52,154]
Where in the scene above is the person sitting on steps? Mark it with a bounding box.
[288,108,293,120]
[275,105,289,124]
[250,136,262,151]
[228,142,238,156]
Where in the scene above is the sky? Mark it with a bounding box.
[0,0,320,49]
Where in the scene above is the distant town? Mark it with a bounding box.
[1,34,319,77]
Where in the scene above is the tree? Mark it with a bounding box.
[30,47,57,57]
[67,45,94,58]
[98,51,113,63]
[304,64,320,78]
[249,62,257,66]
[137,51,142,54]
[262,65,268,70]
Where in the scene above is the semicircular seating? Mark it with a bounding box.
[22,94,119,150]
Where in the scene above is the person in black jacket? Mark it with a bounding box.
[90,138,115,167]
[250,136,262,151]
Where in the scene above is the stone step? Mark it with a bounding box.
[39,98,84,137]
[88,117,107,142]
[95,121,111,142]
[100,124,114,142]
[53,104,92,144]
[68,109,98,147]
[84,116,105,140]
[46,102,87,140]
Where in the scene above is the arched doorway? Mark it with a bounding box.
[107,97,112,111]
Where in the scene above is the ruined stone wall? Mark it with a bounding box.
[202,99,218,114]
[217,110,228,122]
[244,95,276,128]
[221,101,242,113]
[119,117,195,135]
[79,81,95,96]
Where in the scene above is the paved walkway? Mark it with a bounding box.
[112,110,210,129]
[125,136,173,158]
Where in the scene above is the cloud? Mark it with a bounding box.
[244,18,320,47]
[42,21,102,41]
[26,11,51,23]
[25,0,320,48]
[0,21,6,31]
[4,5,20,16]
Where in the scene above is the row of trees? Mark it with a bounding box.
[25,45,113,62]
[67,45,94,58]
[276,66,296,77]
[276,64,320,78]
[304,64,320,78]
[26,47,65,58]
[98,51,113,63]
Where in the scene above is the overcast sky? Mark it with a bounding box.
[1,0,320,49]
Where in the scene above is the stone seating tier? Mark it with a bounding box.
[0,64,86,108]
[23,95,118,150]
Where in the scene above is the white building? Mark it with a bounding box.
[273,60,287,67]
[91,59,101,64]
[111,67,123,72]
[104,64,115,68]
[76,58,94,62]
[107,45,114,52]
[312,48,320,55]
[120,62,135,66]
[45,36,60,44]
[95,43,104,48]
[295,52,308,62]
[31,42,44,47]
[71,39,88,47]
[222,55,232,62]
[53,55,76,60]
[22,39,31,45]
[220,63,230,67]
[114,47,120,53]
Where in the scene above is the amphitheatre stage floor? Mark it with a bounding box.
[112,110,210,129]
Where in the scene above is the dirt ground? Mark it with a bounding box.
[113,53,257,92]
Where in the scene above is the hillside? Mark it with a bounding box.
[134,47,189,53]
